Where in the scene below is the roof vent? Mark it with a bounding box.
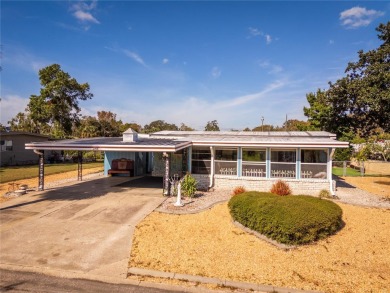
[123,128,138,142]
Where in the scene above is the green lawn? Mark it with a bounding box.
[332,166,361,177]
[0,162,103,183]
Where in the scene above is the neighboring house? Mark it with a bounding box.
[25,129,348,195]
[0,131,50,166]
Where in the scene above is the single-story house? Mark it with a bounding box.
[0,131,50,167]
[25,129,348,195]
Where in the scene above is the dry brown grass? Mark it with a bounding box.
[130,202,390,293]
[0,166,103,203]
[342,176,390,199]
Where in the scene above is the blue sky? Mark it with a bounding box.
[1,1,389,130]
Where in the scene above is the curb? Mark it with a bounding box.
[128,267,322,293]
[155,199,229,215]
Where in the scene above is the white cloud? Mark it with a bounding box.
[162,58,169,64]
[72,0,97,12]
[340,6,384,29]
[217,80,285,108]
[248,27,274,45]
[265,34,272,45]
[210,66,221,79]
[70,1,100,27]
[105,46,148,67]
[2,46,49,73]
[248,27,263,37]
[73,10,99,24]
[123,50,146,67]
[258,60,283,75]
[0,95,30,125]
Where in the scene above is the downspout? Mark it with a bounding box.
[329,148,336,196]
[209,146,214,189]
[33,149,43,156]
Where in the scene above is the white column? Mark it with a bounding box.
[209,146,214,189]
[328,148,335,195]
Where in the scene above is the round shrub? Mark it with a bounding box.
[318,189,332,199]
[270,180,291,196]
[228,192,343,245]
[232,186,246,196]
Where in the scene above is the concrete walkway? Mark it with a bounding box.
[0,176,165,280]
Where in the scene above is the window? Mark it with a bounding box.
[215,148,237,175]
[191,147,211,174]
[301,149,328,179]
[271,149,296,178]
[242,149,266,177]
[1,140,13,151]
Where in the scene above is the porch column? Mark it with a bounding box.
[296,148,301,179]
[77,151,83,181]
[187,146,192,173]
[209,146,214,188]
[237,147,242,177]
[38,150,45,191]
[163,152,170,195]
[328,148,335,195]
[266,148,271,178]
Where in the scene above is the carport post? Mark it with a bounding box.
[35,150,45,191]
[77,151,83,181]
[163,152,170,195]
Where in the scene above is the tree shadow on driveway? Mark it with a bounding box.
[0,176,163,212]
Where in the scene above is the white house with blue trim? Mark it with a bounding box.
[25,129,348,195]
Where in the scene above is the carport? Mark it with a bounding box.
[0,173,167,279]
[25,129,192,194]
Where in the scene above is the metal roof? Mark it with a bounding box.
[1,131,50,139]
[152,130,336,138]
[25,130,349,151]
[150,131,348,148]
[25,136,192,152]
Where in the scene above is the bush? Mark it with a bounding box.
[318,189,332,199]
[228,192,343,245]
[180,173,197,198]
[270,180,291,196]
[232,186,246,196]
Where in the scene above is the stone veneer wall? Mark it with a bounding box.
[192,174,210,191]
[193,174,330,196]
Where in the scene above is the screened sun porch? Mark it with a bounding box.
[190,147,329,180]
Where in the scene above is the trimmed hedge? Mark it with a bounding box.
[228,192,343,245]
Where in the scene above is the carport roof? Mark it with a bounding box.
[25,136,192,152]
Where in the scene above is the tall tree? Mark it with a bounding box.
[77,116,100,138]
[282,119,315,131]
[304,22,390,138]
[204,120,220,131]
[120,122,142,133]
[27,64,93,137]
[8,112,37,133]
[143,120,178,133]
[179,123,194,131]
[252,124,277,131]
[96,111,122,137]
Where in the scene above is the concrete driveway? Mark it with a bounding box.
[0,176,165,280]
